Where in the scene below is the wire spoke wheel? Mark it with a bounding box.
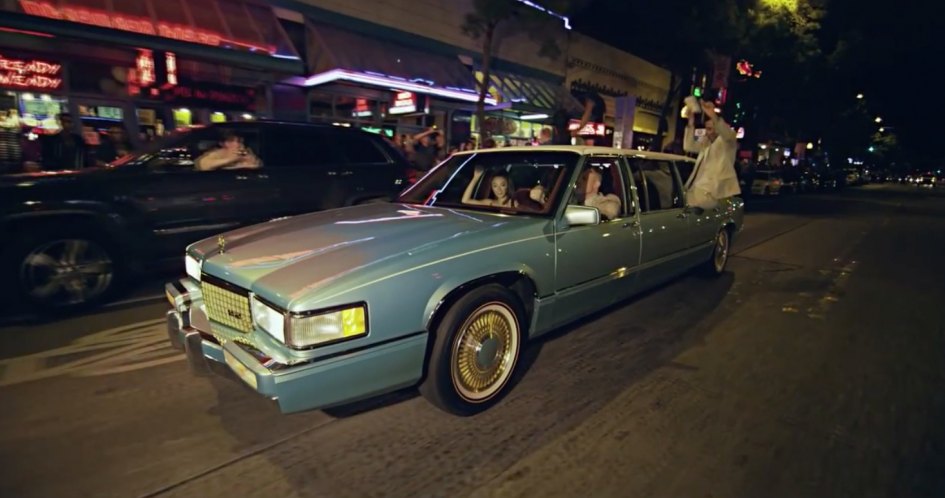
[450,302,520,403]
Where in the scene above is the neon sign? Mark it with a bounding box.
[352,98,372,117]
[165,52,177,86]
[136,49,155,87]
[389,91,417,115]
[568,119,606,137]
[0,52,62,90]
[159,83,257,109]
[19,0,276,54]
[301,69,494,105]
[736,59,762,79]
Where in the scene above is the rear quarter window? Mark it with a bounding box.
[334,133,391,164]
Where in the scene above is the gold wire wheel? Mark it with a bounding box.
[450,302,520,403]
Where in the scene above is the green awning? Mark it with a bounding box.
[474,68,583,115]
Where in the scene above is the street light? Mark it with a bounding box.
[806,142,814,150]
[856,93,864,99]
[879,127,885,133]
[875,116,883,123]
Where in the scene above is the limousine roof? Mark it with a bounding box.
[455,145,695,163]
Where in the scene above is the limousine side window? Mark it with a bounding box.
[627,158,684,212]
[572,156,629,220]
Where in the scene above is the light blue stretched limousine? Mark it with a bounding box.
[164,146,743,416]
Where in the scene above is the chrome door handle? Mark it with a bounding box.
[622,220,640,229]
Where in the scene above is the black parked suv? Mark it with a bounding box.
[0,121,410,312]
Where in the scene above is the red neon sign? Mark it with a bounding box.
[568,119,606,137]
[19,0,276,54]
[165,52,177,86]
[0,52,62,90]
[389,91,417,115]
[137,49,155,86]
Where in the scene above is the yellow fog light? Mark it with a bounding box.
[287,304,368,349]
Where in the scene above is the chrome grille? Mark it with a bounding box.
[201,278,252,333]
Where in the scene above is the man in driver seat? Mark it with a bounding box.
[196,131,261,171]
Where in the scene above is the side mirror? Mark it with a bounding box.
[564,204,601,227]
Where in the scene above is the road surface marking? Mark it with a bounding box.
[0,318,183,387]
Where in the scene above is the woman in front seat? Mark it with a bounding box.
[462,165,516,208]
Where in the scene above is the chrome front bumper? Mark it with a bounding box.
[164,278,428,413]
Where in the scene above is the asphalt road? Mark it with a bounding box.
[2,184,944,498]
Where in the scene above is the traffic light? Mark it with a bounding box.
[693,87,702,98]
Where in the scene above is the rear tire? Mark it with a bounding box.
[702,228,731,276]
[419,284,525,416]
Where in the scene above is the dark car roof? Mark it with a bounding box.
[206,120,360,132]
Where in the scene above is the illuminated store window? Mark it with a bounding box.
[173,108,193,128]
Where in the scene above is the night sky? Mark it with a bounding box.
[571,0,943,168]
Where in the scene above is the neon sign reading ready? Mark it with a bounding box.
[0,52,62,90]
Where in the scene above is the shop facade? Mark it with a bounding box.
[0,0,680,171]
[0,0,301,170]
[264,6,585,150]
[287,19,497,149]
[565,34,678,151]
[275,0,677,150]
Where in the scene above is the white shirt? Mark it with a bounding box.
[683,116,741,208]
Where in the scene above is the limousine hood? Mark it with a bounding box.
[192,203,543,309]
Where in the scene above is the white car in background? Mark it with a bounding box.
[751,171,784,195]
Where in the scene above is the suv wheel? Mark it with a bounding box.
[3,229,121,313]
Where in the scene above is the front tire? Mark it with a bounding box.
[420,284,525,416]
[2,228,121,313]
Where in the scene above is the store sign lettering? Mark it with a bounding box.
[389,91,417,115]
[163,85,255,106]
[0,52,62,90]
[568,119,606,137]
[19,0,274,54]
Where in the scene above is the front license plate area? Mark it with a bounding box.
[224,349,258,390]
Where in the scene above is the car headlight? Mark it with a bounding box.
[185,255,202,282]
[251,295,285,343]
[287,304,367,349]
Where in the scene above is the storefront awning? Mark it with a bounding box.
[0,0,302,73]
[298,22,489,104]
[477,69,584,116]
